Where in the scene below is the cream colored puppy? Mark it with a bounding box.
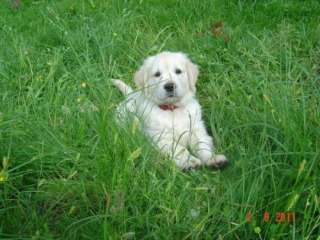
[113,51,228,169]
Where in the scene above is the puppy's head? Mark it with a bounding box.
[134,51,199,105]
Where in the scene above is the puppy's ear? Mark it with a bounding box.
[134,56,154,89]
[134,67,145,88]
[186,58,199,93]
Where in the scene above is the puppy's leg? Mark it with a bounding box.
[157,138,202,170]
[192,125,228,169]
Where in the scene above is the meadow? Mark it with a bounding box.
[0,0,319,239]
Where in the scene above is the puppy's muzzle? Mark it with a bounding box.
[164,82,175,94]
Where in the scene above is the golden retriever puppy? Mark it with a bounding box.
[114,51,228,169]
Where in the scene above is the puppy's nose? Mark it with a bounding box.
[164,82,175,92]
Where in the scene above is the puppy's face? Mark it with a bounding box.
[134,52,199,105]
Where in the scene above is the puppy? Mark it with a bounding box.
[113,51,228,169]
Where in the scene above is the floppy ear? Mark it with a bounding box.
[186,58,199,93]
[134,66,145,89]
[134,56,154,89]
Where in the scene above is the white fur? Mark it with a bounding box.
[114,51,228,169]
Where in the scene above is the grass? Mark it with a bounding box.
[0,0,320,239]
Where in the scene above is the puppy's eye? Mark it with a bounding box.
[175,68,182,74]
[154,71,161,77]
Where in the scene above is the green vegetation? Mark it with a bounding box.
[0,0,319,239]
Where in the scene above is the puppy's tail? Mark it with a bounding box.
[112,79,133,95]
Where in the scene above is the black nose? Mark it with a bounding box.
[164,82,175,92]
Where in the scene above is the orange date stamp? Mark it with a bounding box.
[246,211,296,223]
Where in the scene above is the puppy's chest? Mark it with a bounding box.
[146,108,195,133]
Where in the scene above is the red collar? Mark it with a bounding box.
[159,104,178,111]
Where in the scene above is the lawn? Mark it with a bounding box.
[0,0,320,239]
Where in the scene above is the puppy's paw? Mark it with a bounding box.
[189,156,202,169]
[207,154,229,169]
[178,156,202,170]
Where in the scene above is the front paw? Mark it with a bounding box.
[207,154,229,169]
[177,156,202,170]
